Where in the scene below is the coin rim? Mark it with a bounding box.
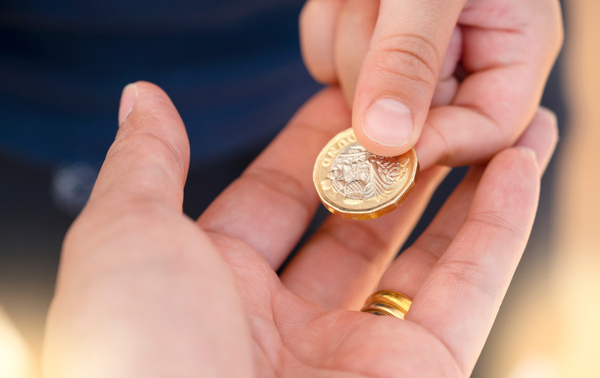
[313,128,419,220]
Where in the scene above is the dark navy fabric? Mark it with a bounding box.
[0,0,322,167]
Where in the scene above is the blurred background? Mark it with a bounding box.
[0,0,598,377]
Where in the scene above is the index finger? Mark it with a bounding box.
[351,0,466,156]
[198,87,350,269]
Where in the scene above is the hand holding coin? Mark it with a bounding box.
[300,0,562,169]
[314,128,419,219]
[43,83,558,377]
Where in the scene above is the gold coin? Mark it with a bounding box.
[313,128,419,220]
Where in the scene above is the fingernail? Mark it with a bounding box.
[516,146,539,169]
[118,83,138,126]
[537,107,558,132]
[362,98,414,147]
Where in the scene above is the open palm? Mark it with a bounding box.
[42,82,557,378]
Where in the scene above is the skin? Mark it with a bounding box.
[42,82,558,377]
[300,0,563,165]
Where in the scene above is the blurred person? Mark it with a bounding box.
[0,0,565,374]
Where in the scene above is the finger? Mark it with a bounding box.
[375,110,558,375]
[410,148,539,375]
[300,0,345,84]
[88,81,190,212]
[513,107,559,174]
[47,83,256,377]
[198,88,350,269]
[280,166,450,310]
[336,10,462,109]
[378,106,559,300]
[334,0,379,105]
[336,6,463,110]
[278,102,555,314]
[415,0,563,169]
[64,80,193,269]
[430,26,462,108]
[351,0,466,157]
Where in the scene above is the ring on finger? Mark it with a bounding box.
[361,290,412,319]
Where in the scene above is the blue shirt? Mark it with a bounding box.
[0,0,321,167]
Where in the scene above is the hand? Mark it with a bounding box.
[300,0,563,168]
[42,82,557,377]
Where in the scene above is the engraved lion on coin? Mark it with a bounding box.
[329,143,400,200]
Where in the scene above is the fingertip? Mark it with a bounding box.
[475,146,541,224]
[355,97,420,157]
[118,83,138,126]
[118,81,175,128]
[484,145,541,183]
[537,106,558,125]
[299,0,343,84]
[479,146,541,195]
[514,107,559,175]
[120,81,190,162]
[96,81,191,210]
[514,146,538,168]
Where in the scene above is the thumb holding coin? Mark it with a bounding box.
[300,0,563,167]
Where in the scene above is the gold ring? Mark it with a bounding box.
[361,290,412,319]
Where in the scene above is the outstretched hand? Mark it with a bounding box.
[42,82,557,377]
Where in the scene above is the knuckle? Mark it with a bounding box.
[435,258,497,299]
[114,130,184,175]
[414,232,454,261]
[321,221,388,265]
[371,33,440,88]
[107,130,186,193]
[241,167,312,211]
[468,210,527,242]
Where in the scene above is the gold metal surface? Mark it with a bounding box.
[361,290,412,319]
[361,302,407,319]
[313,128,419,220]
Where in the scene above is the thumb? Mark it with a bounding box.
[89,81,190,212]
[352,0,465,156]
